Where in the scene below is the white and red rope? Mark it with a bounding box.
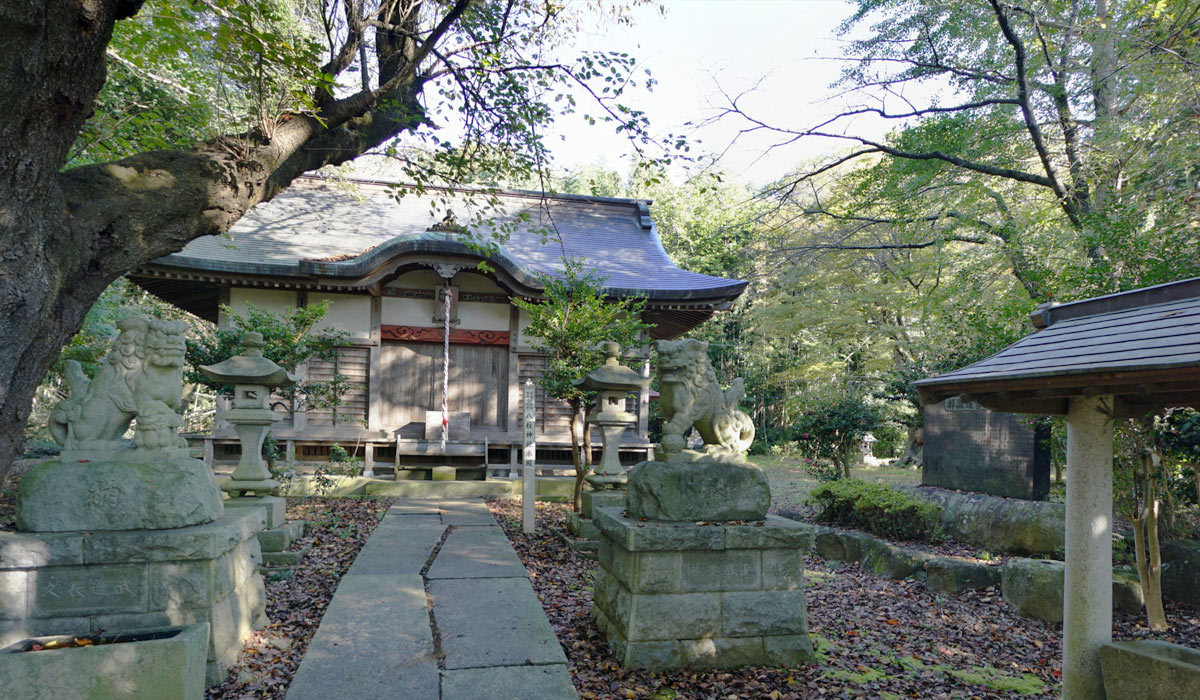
[441,285,450,452]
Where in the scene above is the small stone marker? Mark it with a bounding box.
[522,379,536,534]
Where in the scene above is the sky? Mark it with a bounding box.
[540,0,890,186]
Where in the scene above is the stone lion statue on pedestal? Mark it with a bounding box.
[50,315,189,454]
[656,338,755,455]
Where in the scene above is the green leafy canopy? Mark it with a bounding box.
[185,301,352,411]
[512,258,650,406]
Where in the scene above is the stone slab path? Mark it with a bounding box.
[286,500,577,700]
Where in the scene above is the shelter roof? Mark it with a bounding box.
[913,277,1200,417]
[140,176,746,303]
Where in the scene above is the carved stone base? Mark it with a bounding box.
[625,458,770,522]
[17,455,224,532]
[591,507,814,670]
[0,512,268,686]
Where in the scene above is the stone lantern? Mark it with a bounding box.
[574,341,650,489]
[199,332,298,497]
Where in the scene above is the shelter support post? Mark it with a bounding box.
[1063,395,1113,700]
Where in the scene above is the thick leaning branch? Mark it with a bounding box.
[987,0,1079,225]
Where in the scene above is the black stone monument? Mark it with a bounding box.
[922,396,1050,500]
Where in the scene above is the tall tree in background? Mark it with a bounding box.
[725,0,1200,302]
[0,0,656,480]
[703,0,1200,459]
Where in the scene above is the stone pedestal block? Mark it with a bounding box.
[0,512,268,686]
[582,490,625,518]
[591,507,815,670]
[16,454,224,532]
[625,459,770,521]
[567,489,625,540]
[565,512,600,539]
[223,495,286,530]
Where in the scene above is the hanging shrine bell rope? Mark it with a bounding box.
[441,285,450,452]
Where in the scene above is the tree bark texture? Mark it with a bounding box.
[570,401,586,512]
[1132,499,1168,631]
[0,0,459,481]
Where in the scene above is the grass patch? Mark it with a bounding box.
[804,569,836,584]
[894,655,1046,695]
[821,666,886,684]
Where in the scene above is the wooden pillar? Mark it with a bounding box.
[202,438,214,467]
[507,306,521,437]
[368,295,382,434]
[1063,394,1113,700]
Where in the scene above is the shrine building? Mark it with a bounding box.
[128,176,746,478]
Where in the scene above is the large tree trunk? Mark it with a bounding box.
[0,0,463,483]
[895,426,923,468]
[0,0,142,479]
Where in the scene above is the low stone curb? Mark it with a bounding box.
[808,525,1148,622]
[1000,558,1144,623]
[813,527,934,581]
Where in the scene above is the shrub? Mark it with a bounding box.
[808,479,943,542]
[794,393,884,478]
[801,457,843,483]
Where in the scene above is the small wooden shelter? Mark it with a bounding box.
[130,176,746,477]
[915,276,1200,699]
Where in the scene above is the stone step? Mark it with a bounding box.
[262,545,311,568]
[363,480,513,499]
[257,519,305,553]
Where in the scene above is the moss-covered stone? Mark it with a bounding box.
[1002,558,1144,622]
[924,556,1002,594]
[17,456,224,532]
[625,459,770,521]
[907,487,1064,556]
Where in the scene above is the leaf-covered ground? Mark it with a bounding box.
[487,498,1200,700]
[207,497,392,699]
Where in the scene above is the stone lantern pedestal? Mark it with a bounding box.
[200,333,305,569]
[565,343,649,542]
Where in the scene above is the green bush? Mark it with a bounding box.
[808,479,943,542]
[801,457,843,483]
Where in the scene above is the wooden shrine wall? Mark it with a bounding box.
[307,347,370,427]
[378,341,509,433]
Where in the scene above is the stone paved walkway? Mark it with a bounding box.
[286,500,577,700]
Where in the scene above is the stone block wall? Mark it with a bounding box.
[0,512,268,685]
[591,507,815,670]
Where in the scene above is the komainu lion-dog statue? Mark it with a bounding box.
[50,315,189,453]
[656,338,755,455]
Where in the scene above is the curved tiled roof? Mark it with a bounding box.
[153,177,746,302]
